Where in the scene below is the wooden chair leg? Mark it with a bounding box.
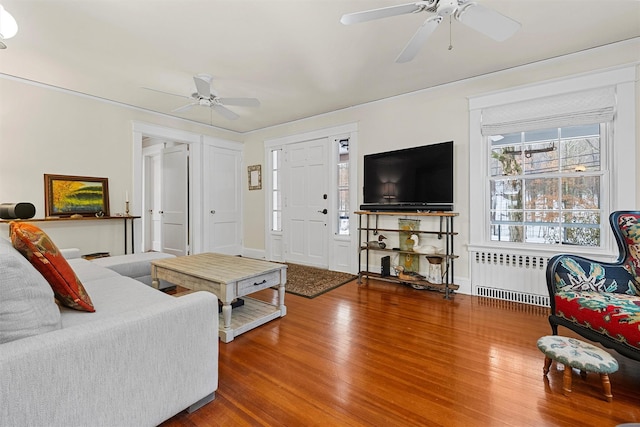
[562,365,573,396]
[543,356,552,376]
[600,373,613,402]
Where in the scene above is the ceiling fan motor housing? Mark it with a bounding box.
[437,0,458,16]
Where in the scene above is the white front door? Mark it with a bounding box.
[284,138,329,268]
[161,144,189,256]
[203,143,242,254]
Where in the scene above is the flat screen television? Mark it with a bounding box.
[361,141,453,211]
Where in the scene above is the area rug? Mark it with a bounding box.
[284,263,357,298]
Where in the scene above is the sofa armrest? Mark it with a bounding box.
[0,291,219,427]
[60,247,81,259]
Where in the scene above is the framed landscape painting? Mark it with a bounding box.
[44,174,110,217]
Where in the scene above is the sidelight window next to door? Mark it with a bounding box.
[337,138,350,236]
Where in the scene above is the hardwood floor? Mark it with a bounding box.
[161,279,639,427]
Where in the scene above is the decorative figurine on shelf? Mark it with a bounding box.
[408,234,438,254]
[365,234,387,249]
[394,265,426,282]
[125,191,130,216]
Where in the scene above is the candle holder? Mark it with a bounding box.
[125,201,130,216]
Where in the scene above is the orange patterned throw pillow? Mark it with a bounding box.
[10,222,95,312]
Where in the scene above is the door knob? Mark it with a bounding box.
[318,209,328,214]
[210,210,216,214]
[158,210,164,214]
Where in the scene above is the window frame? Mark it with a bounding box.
[468,66,636,258]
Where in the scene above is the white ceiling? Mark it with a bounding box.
[1,0,639,133]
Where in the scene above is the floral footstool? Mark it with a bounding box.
[537,335,619,402]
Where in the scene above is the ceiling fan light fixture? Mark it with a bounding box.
[0,4,18,40]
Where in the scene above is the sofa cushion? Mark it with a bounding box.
[59,274,172,328]
[10,222,95,312]
[555,290,640,352]
[0,238,61,344]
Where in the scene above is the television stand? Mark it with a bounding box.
[356,210,459,299]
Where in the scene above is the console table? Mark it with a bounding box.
[0,216,140,254]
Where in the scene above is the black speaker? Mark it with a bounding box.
[0,202,36,220]
[381,255,391,277]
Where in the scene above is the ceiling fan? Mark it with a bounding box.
[148,74,260,120]
[340,0,520,63]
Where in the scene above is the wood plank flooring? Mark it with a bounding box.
[160,279,640,427]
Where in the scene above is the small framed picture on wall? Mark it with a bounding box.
[248,165,262,190]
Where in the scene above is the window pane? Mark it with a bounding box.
[491,224,523,242]
[524,177,558,210]
[523,211,560,244]
[562,210,600,246]
[560,136,601,173]
[272,170,278,190]
[490,146,522,176]
[561,176,600,209]
[491,179,522,211]
[523,141,558,175]
[523,128,558,143]
[272,190,281,210]
[272,211,281,232]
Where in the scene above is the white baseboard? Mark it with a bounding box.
[242,248,266,260]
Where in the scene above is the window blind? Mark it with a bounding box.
[480,86,616,136]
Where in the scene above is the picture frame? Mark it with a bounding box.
[248,165,262,190]
[44,174,110,217]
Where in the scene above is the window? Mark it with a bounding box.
[337,138,350,235]
[489,124,605,247]
[271,149,282,232]
[468,66,636,255]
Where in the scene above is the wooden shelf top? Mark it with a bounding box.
[355,211,458,217]
[0,215,140,223]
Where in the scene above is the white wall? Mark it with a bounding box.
[0,77,240,256]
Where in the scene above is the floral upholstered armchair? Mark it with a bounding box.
[546,211,640,361]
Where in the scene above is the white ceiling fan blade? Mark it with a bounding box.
[218,98,261,108]
[395,16,442,63]
[213,104,239,120]
[455,2,520,42]
[172,103,196,113]
[340,2,428,25]
[193,75,211,98]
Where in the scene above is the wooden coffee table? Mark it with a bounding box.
[150,253,287,343]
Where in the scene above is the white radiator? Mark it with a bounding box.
[471,250,550,307]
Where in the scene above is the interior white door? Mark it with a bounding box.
[284,138,329,268]
[161,144,189,256]
[143,152,163,252]
[203,144,242,254]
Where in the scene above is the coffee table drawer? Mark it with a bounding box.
[236,270,281,296]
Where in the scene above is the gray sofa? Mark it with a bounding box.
[0,237,219,427]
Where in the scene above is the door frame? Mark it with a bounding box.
[264,123,358,273]
[132,122,202,254]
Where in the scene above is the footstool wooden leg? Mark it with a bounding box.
[562,365,572,396]
[600,373,613,402]
[543,356,552,376]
